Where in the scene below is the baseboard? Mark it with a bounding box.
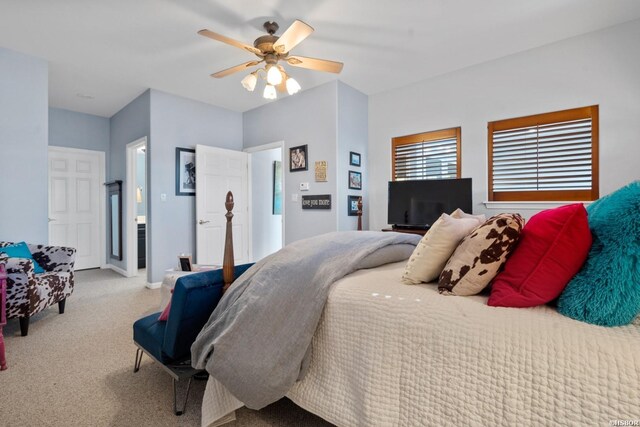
[146,281,161,290]
[103,264,129,277]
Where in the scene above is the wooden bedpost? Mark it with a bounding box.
[223,191,235,292]
[357,197,363,231]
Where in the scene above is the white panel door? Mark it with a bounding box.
[49,147,103,270]
[196,145,249,266]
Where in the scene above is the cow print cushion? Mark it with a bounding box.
[438,213,525,296]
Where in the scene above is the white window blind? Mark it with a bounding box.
[492,118,593,192]
[393,128,460,181]
[488,105,598,202]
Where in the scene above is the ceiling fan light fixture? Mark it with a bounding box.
[266,65,283,85]
[286,77,301,95]
[241,72,258,92]
[263,84,277,100]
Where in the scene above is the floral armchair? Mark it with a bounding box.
[0,242,76,336]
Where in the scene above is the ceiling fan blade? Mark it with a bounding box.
[275,79,287,93]
[211,61,261,78]
[286,56,343,74]
[273,20,314,54]
[198,29,263,56]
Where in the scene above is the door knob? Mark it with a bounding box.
[48,218,56,222]
[198,220,210,225]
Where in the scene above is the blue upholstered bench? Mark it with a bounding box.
[132,263,254,415]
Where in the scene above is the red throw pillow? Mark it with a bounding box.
[488,204,592,308]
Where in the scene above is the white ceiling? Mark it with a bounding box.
[1,0,640,117]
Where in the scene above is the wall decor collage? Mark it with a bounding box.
[348,151,362,216]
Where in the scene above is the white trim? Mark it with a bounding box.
[146,281,161,290]
[103,263,128,277]
[243,141,286,260]
[483,201,592,210]
[126,137,148,279]
[48,146,106,269]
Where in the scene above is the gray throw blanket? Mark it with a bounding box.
[191,231,421,409]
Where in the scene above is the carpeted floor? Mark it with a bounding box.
[0,268,333,427]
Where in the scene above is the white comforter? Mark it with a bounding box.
[202,261,640,426]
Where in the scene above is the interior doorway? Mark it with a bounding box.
[245,142,284,262]
[125,137,147,280]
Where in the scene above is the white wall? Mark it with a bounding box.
[250,147,282,261]
[337,81,369,231]
[369,19,640,231]
[148,89,243,283]
[243,82,339,244]
[0,48,48,243]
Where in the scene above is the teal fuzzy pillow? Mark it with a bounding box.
[558,181,640,326]
[0,242,45,274]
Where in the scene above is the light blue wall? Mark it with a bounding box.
[251,147,283,261]
[49,107,110,182]
[49,107,110,152]
[109,90,151,271]
[243,82,339,244]
[136,150,146,216]
[148,89,243,283]
[337,82,369,231]
[0,48,48,243]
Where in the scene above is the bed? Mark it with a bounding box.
[197,192,640,426]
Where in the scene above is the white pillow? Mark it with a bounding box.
[402,211,485,284]
[450,208,486,223]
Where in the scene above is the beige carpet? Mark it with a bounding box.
[0,268,333,427]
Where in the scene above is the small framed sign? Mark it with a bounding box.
[348,170,362,190]
[302,194,332,210]
[349,151,361,167]
[315,160,327,182]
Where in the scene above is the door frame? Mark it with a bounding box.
[48,146,106,269]
[243,141,286,261]
[125,137,148,279]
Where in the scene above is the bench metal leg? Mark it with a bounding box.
[134,348,143,372]
[173,377,193,416]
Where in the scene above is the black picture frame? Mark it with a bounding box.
[178,255,192,272]
[348,170,362,190]
[347,195,360,216]
[175,147,196,196]
[289,144,308,172]
[349,151,361,167]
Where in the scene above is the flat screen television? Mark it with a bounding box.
[388,178,472,229]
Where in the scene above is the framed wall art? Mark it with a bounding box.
[289,144,308,172]
[349,151,361,167]
[175,147,196,196]
[347,195,361,216]
[348,170,362,190]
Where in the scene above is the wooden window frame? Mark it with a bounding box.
[391,127,462,181]
[487,106,599,202]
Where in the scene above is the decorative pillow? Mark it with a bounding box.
[488,204,591,308]
[158,289,174,321]
[439,213,524,296]
[450,208,486,223]
[0,242,45,274]
[402,211,485,284]
[558,181,640,326]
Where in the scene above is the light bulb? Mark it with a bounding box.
[241,73,257,92]
[266,65,283,85]
[286,77,301,95]
[263,84,277,100]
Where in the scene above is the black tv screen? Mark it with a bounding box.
[388,178,472,228]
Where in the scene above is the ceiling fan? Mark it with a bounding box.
[198,20,343,99]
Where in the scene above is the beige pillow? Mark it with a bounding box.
[402,212,485,284]
[438,213,525,296]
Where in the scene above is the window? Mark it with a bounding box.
[488,106,599,202]
[392,127,461,181]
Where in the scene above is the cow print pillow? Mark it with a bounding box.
[438,213,525,296]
